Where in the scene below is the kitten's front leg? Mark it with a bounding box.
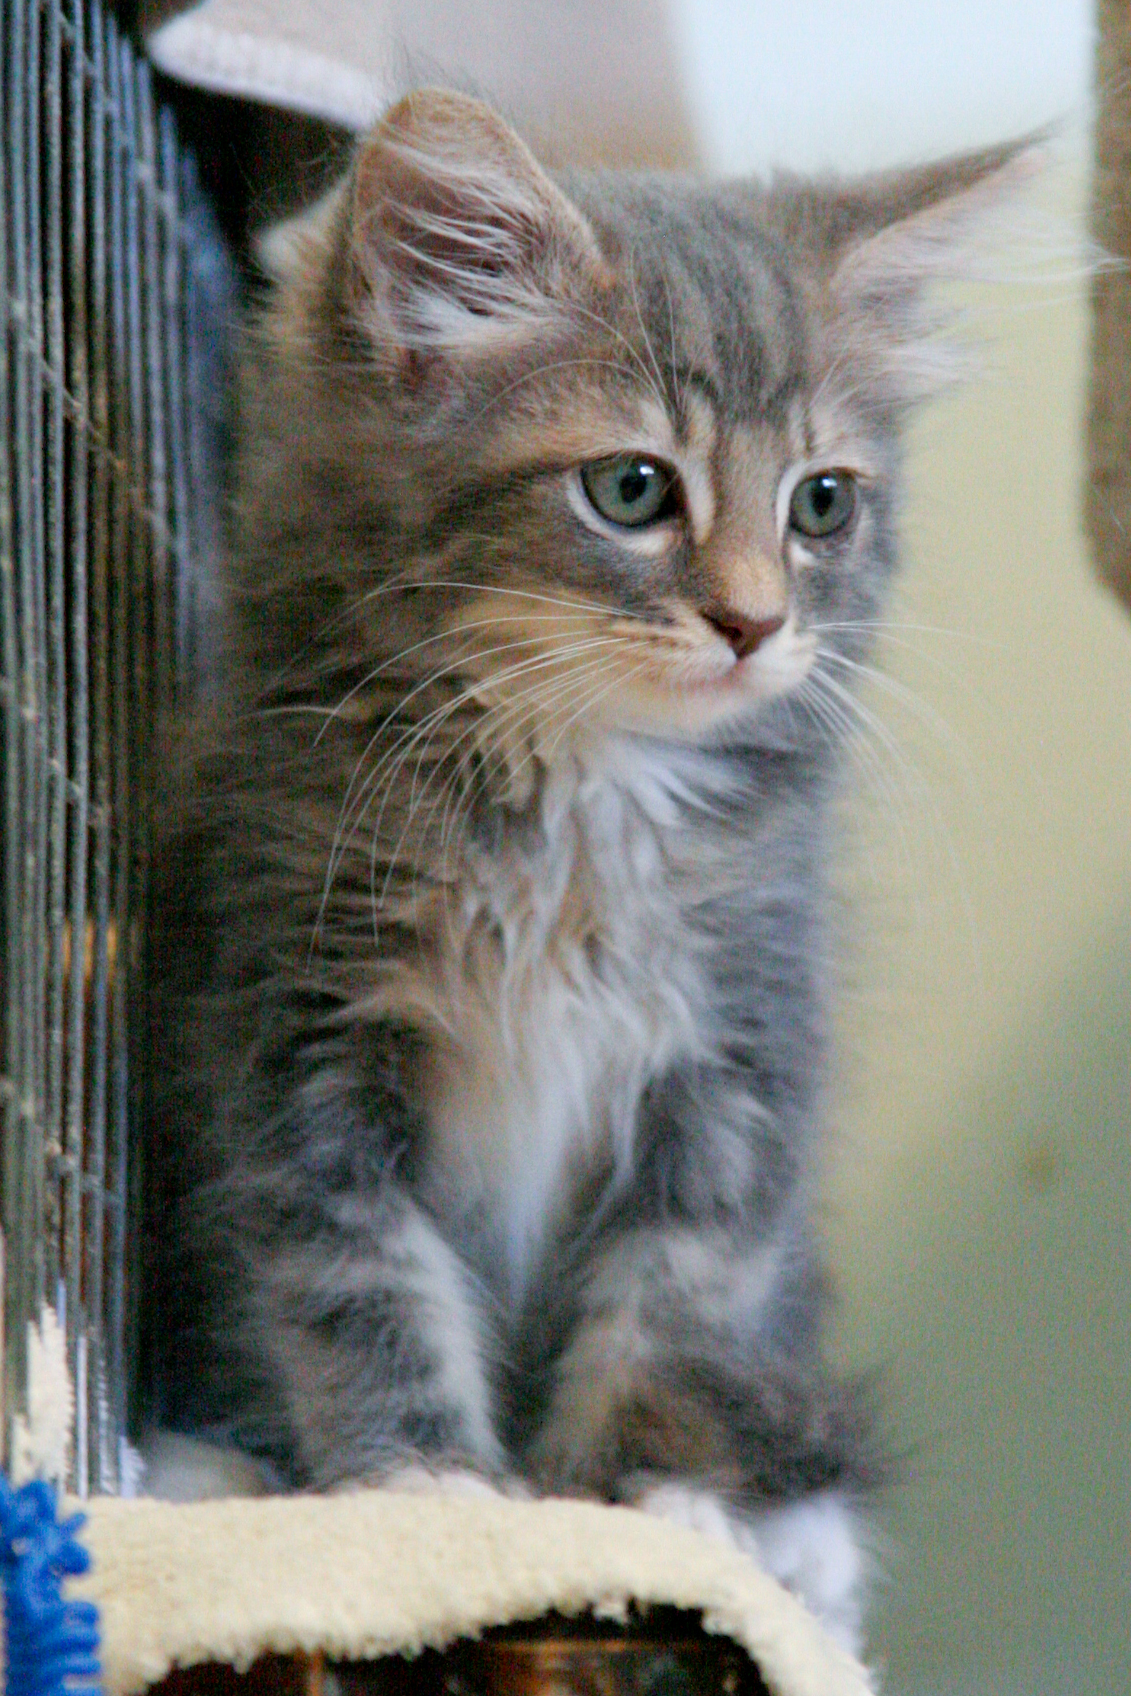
[524,1226,872,1652]
[238,1180,506,1490]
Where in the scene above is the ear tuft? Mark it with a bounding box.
[348,89,601,358]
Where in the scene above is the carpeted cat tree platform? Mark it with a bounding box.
[71,1488,871,1696]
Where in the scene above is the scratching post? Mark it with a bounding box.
[1088,0,1131,615]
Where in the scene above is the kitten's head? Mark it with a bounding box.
[248,90,1033,779]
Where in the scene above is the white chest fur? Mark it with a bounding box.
[423,746,724,1293]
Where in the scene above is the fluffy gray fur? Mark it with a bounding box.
[153,90,1028,1650]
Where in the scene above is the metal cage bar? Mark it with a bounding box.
[1,0,235,1494]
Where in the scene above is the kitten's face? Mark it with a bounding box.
[429,333,870,747]
[257,91,1024,771]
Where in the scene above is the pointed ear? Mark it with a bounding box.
[818,135,1046,303]
[767,136,1045,399]
[347,89,604,362]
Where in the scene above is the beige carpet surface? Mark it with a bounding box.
[73,1490,871,1696]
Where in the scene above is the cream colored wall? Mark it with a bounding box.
[670,0,1090,175]
[818,167,1131,1693]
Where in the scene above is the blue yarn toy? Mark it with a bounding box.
[0,1471,101,1696]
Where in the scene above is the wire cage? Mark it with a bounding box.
[1,0,233,1494]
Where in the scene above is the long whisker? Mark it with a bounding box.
[370,640,634,919]
[392,637,632,840]
[794,674,924,919]
[351,577,649,622]
[567,296,670,416]
[430,646,641,906]
[804,664,977,955]
[328,625,609,863]
[255,578,647,709]
[437,640,634,844]
[412,647,634,949]
[543,653,653,768]
[464,355,671,426]
[357,633,627,850]
[810,618,1008,655]
[809,618,992,641]
[313,690,459,950]
[427,648,635,901]
[799,672,908,815]
[625,248,670,411]
[660,267,685,422]
[314,638,541,939]
[812,665,921,777]
[333,635,628,909]
[816,646,970,779]
[307,612,602,743]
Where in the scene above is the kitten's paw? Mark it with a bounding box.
[633,1480,746,1546]
[633,1482,865,1658]
[743,1493,866,1658]
[139,1431,280,1501]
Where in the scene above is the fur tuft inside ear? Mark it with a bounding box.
[348,89,603,358]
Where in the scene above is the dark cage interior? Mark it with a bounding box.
[1,0,233,1493]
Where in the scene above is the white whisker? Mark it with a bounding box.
[816,646,970,780]
[428,648,635,906]
[310,611,601,744]
[371,639,634,919]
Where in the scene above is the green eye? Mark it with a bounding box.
[580,455,678,528]
[788,470,857,539]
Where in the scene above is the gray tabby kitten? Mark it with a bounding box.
[155,89,1027,1652]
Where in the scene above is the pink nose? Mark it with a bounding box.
[702,606,786,660]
